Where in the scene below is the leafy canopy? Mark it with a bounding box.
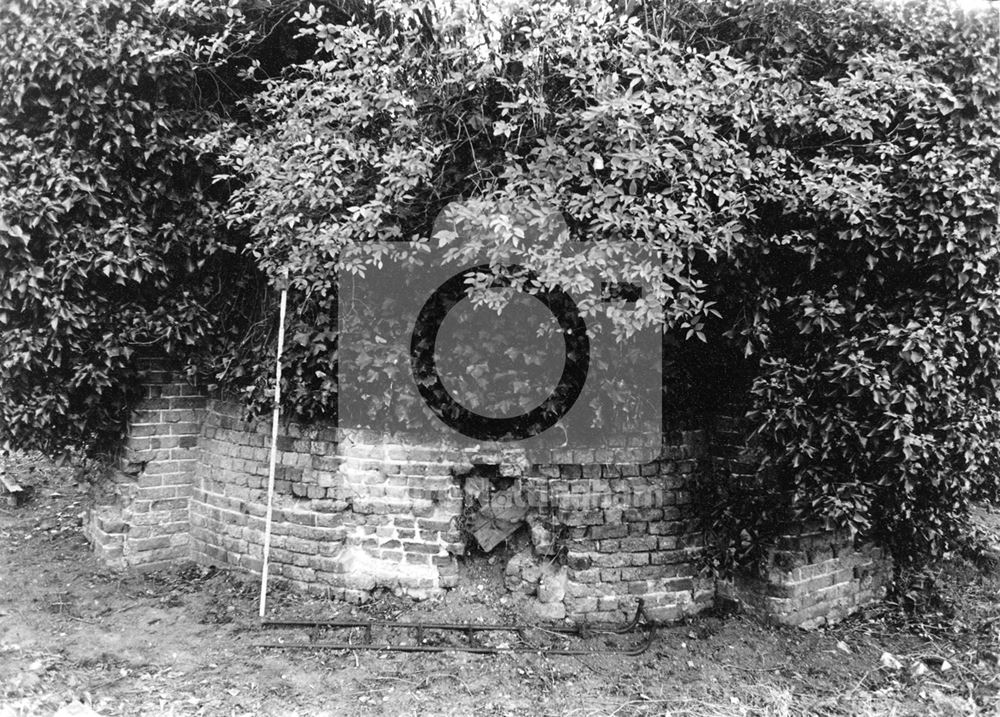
[0,0,283,452]
[2,0,999,564]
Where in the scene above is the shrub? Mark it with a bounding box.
[3,0,998,565]
[0,0,275,453]
[673,0,1000,564]
[221,0,1000,563]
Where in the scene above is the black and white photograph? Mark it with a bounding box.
[1,0,999,714]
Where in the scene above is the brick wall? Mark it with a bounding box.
[717,527,891,629]
[186,399,703,620]
[507,435,710,623]
[189,403,468,602]
[86,372,893,627]
[710,416,893,628]
[85,361,205,570]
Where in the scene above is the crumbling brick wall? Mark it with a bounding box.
[85,360,205,570]
[187,399,700,622]
[709,416,893,628]
[190,406,466,601]
[85,368,893,627]
[717,528,891,628]
[502,436,709,623]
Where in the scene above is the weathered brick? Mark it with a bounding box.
[97,382,888,626]
[127,535,172,552]
[566,596,598,613]
[170,422,202,435]
[569,568,601,583]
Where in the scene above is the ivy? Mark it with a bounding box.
[2,0,998,565]
[0,0,271,453]
[220,0,1000,562]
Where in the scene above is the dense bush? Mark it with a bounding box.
[220,0,1000,561]
[3,0,998,564]
[0,0,260,453]
[0,0,322,453]
[673,0,1000,565]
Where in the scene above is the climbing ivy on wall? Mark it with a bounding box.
[0,0,260,452]
[219,0,1000,561]
[2,0,999,564]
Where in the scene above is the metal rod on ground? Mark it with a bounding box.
[259,285,288,618]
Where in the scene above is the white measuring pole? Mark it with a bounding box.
[258,285,288,618]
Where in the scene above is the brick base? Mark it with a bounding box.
[187,399,703,619]
[709,414,893,627]
[84,360,203,571]
[718,528,892,628]
[86,370,894,627]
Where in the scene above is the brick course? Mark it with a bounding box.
[709,416,893,628]
[84,360,205,571]
[85,368,893,627]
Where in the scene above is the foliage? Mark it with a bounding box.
[0,0,275,453]
[689,0,1000,564]
[219,0,766,422]
[3,0,998,564]
[220,0,1000,562]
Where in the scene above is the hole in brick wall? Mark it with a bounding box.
[461,464,528,554]
[454,459,572,618]
[448,528,531,613]
[462,523,532,561]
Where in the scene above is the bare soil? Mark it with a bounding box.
[1,454,998,716]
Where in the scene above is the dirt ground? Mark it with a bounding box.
[1,454,998,717]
